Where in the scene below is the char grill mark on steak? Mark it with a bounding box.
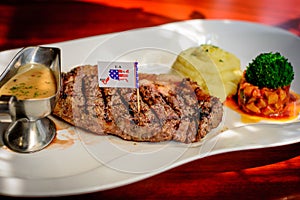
[138,80,179,141]
[174,79,200,143]
[73,66,107,134]
[192,82,223,141]
[113,87,169,141]
[53,65,223,143]
[151,80,192,143]
[145,77,200,143]
[101,88,116,123]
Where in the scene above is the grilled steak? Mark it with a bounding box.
[53,65,223,143]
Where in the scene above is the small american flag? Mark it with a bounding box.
[109,69,129,81]
[98,61,138,88]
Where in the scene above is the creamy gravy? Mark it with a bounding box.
[0,63,56,100]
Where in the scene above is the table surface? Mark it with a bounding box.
[0,0,300,199]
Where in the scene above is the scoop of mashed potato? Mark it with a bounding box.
[172,44,242,102]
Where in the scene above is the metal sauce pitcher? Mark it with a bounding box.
[0,46,61,153]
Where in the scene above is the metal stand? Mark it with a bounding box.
[3,117,56,153]
[0,46,61,153]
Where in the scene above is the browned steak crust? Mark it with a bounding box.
[53,65,223,143]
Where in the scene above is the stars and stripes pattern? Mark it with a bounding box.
[109,69,129,81]
[98,61,138,88]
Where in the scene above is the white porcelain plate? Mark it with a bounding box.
[0,19,300,197]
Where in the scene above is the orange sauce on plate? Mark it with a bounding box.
[225,92,300,123]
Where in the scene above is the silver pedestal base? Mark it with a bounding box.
[3,117,56,153]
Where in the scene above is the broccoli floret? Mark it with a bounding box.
[245,52,294,89]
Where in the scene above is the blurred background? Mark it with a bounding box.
[0,0,299,51]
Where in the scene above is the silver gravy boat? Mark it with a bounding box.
[0,46,61,153]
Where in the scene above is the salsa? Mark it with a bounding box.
[225,92,300,123]
[237,75,291,117]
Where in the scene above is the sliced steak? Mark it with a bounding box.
[53,65,223,143]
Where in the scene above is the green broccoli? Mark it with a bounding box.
[245,52,294,89]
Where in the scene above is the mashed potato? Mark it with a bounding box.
[172,44,242,102]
